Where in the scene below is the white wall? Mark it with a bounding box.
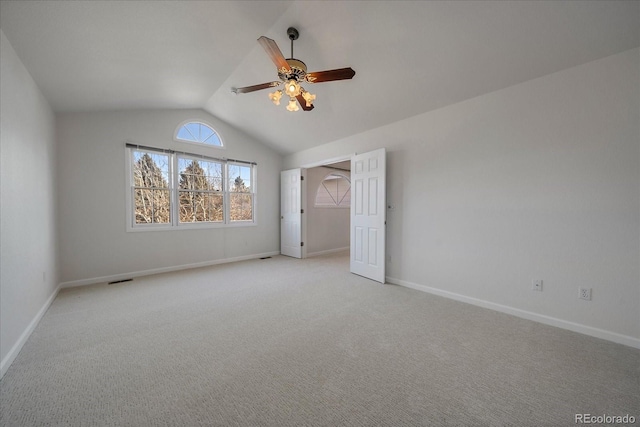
[56,109,282,285]
[285,48,640,346]
[306,167,350,255]
[0,31,59,375]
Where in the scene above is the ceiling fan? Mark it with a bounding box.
[231,27,356,112]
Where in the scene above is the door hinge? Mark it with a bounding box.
[301,209,304,214]
[300,176,304,180]
[301,242,304,247]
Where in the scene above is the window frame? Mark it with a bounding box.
[227,161,255,224]
[176,154,226,226]
[125,144,256,232]
[129,149,174,226]
[174,120,224,149]
[314,172,351,209]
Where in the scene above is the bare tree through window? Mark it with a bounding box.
[229,164,253,221]
[128,144,254,228]
[178,158,223,223]
[133,152,171,224]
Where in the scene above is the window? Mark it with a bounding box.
[178,157,224,223]
[228,163,253,222]
[127,145,255,230]
[175,121,223,147]
[315,173,351,208]
[132,151,172,224]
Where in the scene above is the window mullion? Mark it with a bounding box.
[252,165,256,223]
[223,163,229,224]
[171,153,178,226]
[128,148,133,228]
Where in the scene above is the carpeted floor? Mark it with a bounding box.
[1,252,638,426]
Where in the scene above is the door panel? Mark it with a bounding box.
[350,148,386,283]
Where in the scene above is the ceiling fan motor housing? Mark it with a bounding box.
[279,58,307,81]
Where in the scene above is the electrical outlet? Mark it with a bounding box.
[579,287,592,300]
[532,279,543,292]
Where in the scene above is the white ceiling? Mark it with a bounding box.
[1,1,638,155]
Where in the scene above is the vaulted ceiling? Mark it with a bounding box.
[1,1,638,154]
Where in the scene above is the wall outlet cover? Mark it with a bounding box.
[579,287,592,300]
[532,279,543,291]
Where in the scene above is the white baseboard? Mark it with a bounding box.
[60,251,281,289]
[306,247,349,258]
[386,276,640,350]
[1,284,61,379]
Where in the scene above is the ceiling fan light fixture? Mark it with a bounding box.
[302,90,316,107]
[286,97,299,112]
[268,90,283,105]
[285,79,301,97]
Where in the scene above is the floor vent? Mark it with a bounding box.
[108,278,133,285]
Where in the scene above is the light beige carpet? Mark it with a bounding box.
[1,252,638,426]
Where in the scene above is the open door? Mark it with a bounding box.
[281,168,305,258]
[350,148,386,283]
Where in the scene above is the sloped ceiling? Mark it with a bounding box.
[1,1,638,155]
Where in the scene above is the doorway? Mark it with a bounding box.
[305,160,351,257]
[281,148,386,283]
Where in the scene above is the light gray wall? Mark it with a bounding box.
[56,109,282,285]
[0,31,59,372]
[285,48,640,345]
[306,167,350,255]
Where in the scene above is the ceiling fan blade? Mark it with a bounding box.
[296,94,314,111]
[306,67,356,83]
[258,36,291,73]
[232,81,281,94]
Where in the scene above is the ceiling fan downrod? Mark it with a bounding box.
[287,27,299,59]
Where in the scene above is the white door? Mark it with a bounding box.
[281,168,304,258]
[350,148,386,283]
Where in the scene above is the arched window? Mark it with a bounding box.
[315,173,350,208]
[175,121,223,147]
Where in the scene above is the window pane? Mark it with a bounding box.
[178,158,223,191]
[336,177,351,206]
[134,188,171,224]
[203,132,222,146]
[133,151,170,188]
[230,194,253,221]
[200,125,214,142]
[132,150,171,224]
[185,123,200,140]
[176,127,192,141]
[315,184,335,206]
[338,187,351,207]
[179,191,223,223]
[228,164,251,192]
